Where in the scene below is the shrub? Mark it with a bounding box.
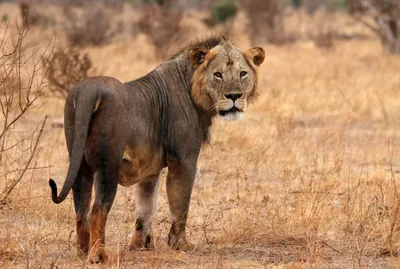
[64,6,119,47]
[137,5,183,59]
[313,32,334,49]
[142,0,175,5]
[18,0,54,28]
[202,1,238,37]
[18,0,30,27]
[291,0,302,8]
[44,47,93,98]
[303,0,325,14]
[241,0,285,45]
[211,1,238,25]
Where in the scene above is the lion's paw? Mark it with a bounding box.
[129,231,154,251]
[168,234,195,251]
[88,247,107,264]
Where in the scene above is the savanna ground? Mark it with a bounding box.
[1,2,400,268]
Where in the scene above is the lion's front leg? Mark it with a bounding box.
[166,158,196,251]
[129,173,160,250]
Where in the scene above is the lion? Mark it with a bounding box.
[49,36,264,263]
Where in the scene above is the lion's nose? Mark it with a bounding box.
[225,93,242,101]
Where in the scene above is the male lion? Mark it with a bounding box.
[49,36,264,263]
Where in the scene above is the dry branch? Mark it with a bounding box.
[350,0,400,54]
[0,17,54,204]
[1,115,48,203]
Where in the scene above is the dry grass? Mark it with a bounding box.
[1,3,400,269]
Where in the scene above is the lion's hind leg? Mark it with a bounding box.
[88,165,119,264]
[72,159,94,256]
[129,173,160,250]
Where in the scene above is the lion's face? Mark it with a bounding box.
[189,43,265,121]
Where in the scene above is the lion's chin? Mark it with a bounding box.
[219,111,244,121]
[218,106,244,121]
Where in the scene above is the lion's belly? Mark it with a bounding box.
[118,144,164,186]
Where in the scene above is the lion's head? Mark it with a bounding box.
[188,39,265,121]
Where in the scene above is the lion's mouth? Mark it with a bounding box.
[219,106,242,116]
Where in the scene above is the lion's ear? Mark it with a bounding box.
[189,47,209,68]
[245,47,265,67]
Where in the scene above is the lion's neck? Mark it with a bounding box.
[158,57,213,143]
[125,57,212,145]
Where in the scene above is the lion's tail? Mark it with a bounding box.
[49,88,100,204]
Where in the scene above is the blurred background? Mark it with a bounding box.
[0,0,397,92]
[1,0,398,87]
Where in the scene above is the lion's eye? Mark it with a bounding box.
[240,71,247,77]
[214,72,222,79]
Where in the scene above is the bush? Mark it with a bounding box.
[142,0,175,6]
[241,0,285,45]
[64,6,119,47]
[18,0,30,27]
[291,0,302,8]
[18,0,55,28]
[137,5,183,59]
[211,1,238,24]
[313,31,334,49]
[201,1,238,37]
[303,0,325,14]
[44,47,93,98]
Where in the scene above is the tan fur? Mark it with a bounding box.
[88,205,106,263]
[93,99,101,113]
[244,47,265,104]
[189,42,265,116]
[73,92,77,108]
[190,45,222,114]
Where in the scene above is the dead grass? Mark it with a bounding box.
[1,3,400,269]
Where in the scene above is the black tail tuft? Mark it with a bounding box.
[49,178,60,204]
